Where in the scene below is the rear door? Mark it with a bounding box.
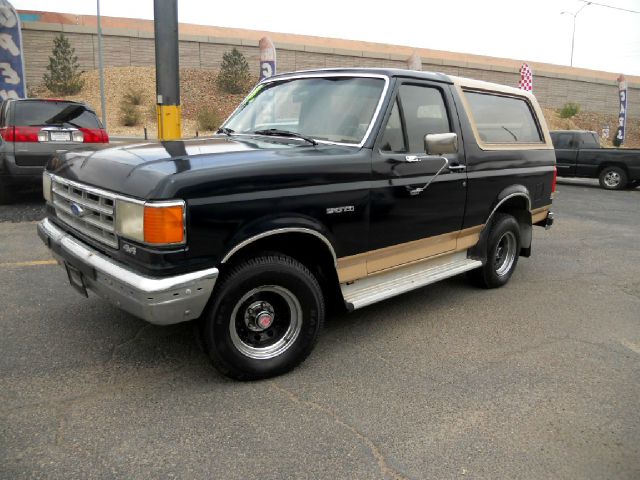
[551,132,578,176]
[368,80,467,274]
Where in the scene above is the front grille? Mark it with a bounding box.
[52,178,118,248]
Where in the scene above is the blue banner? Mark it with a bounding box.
[259,36,276,81]
[260,61,275,81]
[0,0,26,99]
[613,75,627,147]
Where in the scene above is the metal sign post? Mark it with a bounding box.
[154,0,181,140]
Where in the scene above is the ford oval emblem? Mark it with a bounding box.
[70,203,85,217]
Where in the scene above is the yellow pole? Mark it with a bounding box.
[156,104,182,140]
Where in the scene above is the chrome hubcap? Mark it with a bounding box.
[230,286,302,360]
[244,301,275,331]
[604,171,620,187]
[494,231,517,277]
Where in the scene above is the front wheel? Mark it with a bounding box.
[468,213,521,289]
[202,254,324,380]
[599,166,627,190]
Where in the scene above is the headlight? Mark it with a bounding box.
[115,199,145,242]
[116,199,185,245]
[42,172,52,203]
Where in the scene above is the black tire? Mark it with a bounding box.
[468,213,521,289]
[0,175,14,205]
[599,166,628,190]
[202,253,324,380]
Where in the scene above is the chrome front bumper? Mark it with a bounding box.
[37,218,219,325]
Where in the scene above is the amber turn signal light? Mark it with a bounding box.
[143,204,185,244]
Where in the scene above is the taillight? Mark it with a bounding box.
[12,126,40,142]
[79,128,109,143]
[0,126,14,141]
[552,166,557,193]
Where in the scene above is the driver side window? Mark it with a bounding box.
[380,84,451,153]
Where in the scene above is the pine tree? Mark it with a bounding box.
[43,34,84,95]
[217,48,250,94]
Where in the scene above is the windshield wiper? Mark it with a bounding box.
[216,127,235,137]
[252,128,318,146]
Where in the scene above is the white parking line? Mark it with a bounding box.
[621,340,640,355]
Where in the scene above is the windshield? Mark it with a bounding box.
[14,101,101,128]
[224,76,386,145]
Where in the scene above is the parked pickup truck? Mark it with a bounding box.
[550,130,640,190]
[38,68,555,380]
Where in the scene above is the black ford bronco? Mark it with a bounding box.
[38,68,555,380]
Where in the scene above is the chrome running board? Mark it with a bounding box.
[341,251,482,310]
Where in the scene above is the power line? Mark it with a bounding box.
[578,1,640,14]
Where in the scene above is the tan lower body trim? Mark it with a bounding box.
[336,225,483,283]
[531,205,552,224]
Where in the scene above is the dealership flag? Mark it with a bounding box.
[407,53,422,71]
[0,0,26,99]
[518,63,532,91]
[259,36,276,81]
[613,74,627,147]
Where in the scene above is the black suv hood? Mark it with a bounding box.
[50,136,360,199]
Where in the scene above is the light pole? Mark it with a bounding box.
[96,0,107,130]
[561,2,591,67]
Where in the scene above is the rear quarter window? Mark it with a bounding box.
[464,91,543,144]
[14,101,101,128]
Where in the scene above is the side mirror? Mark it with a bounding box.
[424,132,458,155]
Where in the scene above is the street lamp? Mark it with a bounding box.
[561,2,591,67]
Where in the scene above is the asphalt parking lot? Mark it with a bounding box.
[1,180,639,480]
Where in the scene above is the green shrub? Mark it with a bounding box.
[43,33,84,95]
[217,48,251,94]
[559,102,580,119]
[123,87,144,106]
[197,107,222,131]
[120,101,141,126]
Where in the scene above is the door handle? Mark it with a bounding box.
[448,164,466,172]
[404,155,429,162]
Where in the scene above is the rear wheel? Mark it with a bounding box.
[202,253,324,380]
[468,213,521,289]
[599,166,627,190]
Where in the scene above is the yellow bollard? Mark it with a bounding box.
[156,104,182,140]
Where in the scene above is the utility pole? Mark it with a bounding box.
[96,0,106,129]
[561,2,591,67]
[153,0,181,140]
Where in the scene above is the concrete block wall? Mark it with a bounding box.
[20,22,639,119]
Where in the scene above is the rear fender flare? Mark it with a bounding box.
[469,186,532,262]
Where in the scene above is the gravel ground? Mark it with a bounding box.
[0,187,46,223]
[0,180,639,479]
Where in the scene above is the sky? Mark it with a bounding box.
[10,0,640,76]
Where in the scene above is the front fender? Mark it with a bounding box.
[220,213,337,265]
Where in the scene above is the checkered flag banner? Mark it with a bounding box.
[519,63,533,91]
